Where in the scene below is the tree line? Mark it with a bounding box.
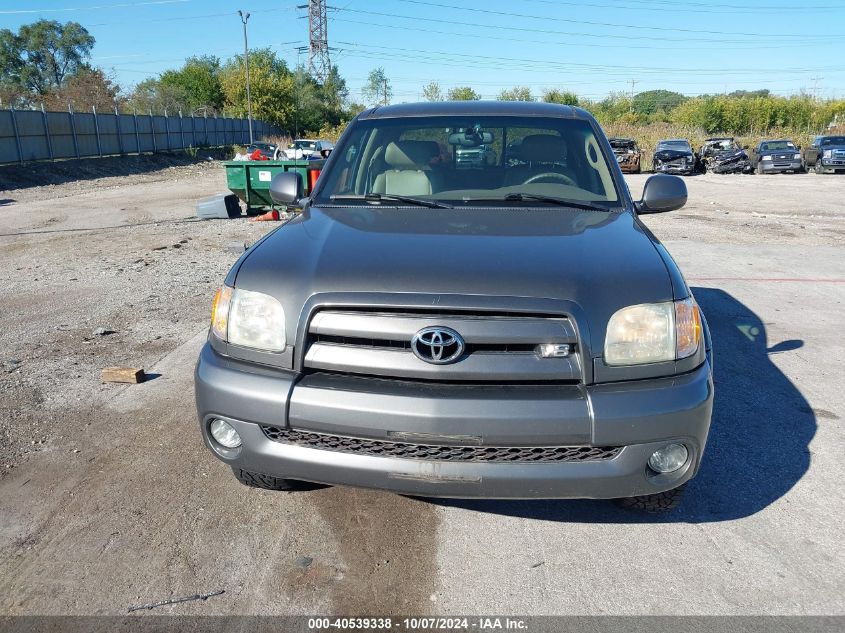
[2,20,843,138]
[0,19,356,136]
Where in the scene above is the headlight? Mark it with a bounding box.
[823,150,832,158]
[604,298,701,366]
[793,153,802,160]
[762,155,772,161]
[686,155,694,163]
[210,286,285,352]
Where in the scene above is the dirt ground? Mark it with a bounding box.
[0,161,843,617]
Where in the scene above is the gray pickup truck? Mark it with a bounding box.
[196,102,713,512]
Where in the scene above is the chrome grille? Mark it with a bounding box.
[262,426,620,463]
[303,310,582,382]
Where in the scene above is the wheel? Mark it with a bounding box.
[231,467,328,491]
[613,483,686,513]
[815,160,824,174]
[755,161,764,175]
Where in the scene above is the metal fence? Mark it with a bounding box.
[0,107,279,164]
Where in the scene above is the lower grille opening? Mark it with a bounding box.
[261,426,621,463]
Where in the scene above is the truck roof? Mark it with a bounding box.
[358,100,587,120]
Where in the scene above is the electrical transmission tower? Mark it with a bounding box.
[307,0,331,83]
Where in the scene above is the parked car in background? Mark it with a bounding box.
[282,139,334,160]
[608,137,642,174]
[196,101,713,512]
[455,143,497,168]
[748,139,803,174]
[652,139,696,175]
[803,135,845,174]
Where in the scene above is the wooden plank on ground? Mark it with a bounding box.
[101,367,146,384]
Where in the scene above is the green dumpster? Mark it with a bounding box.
[223,160,311,213]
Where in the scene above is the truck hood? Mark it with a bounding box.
[234,205,675,348]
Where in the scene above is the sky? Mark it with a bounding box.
[2,0,844,104]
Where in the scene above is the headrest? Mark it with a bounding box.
[385,140,439,168]
[518,134,566,162]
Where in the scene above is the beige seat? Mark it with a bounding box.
[372,140,440,196]
[504,134,575,186]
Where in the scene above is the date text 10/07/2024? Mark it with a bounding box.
[307,617,529,630]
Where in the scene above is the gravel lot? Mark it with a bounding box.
[0,161,843,617]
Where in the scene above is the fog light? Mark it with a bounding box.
[648,443,688,473]
[209,418,242,448]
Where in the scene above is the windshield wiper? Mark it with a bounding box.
[329,194,453,209]
[462,193,612,212]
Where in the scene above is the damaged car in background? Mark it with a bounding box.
[609,137,642,174]
[698,137,751,174]
[748,139,804,174]
[652,139,696,175]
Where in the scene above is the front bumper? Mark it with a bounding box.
[761,159,803,173]
[818,158,845,172]
[654,163,694,175]
[195,344,714,499]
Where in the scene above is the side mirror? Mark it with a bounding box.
[269,171,303,205]
[637,174,687,214]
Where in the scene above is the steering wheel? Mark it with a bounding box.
[522,172,577,187]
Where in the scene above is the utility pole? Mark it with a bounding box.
[294,45,308,139]
[383,78,389,105]
[629,79,638,112]
[810,76,823,101]
[238,10,254,144]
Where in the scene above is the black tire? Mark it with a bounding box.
[815,160,824,174]
[613,483,686,513]
[755,161,764,175]
[231,467,328,492]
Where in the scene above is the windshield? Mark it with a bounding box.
[660,140,690,149]
[760,141,795,151]
[313,115,620,207]
[821,136,845,146]
[294,140,317,150]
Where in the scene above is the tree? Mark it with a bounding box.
[159,56,224,114]
[127,78,190,114]
[498,86,533,101]
[319,65,350,125]
[362,67,392,105]
[221,47,296,129]
[44,66,122,111]
[0,20,94,97]
[542,89,578,106]
[447,86,480,101]
[632,89,686,115]
[422,81,443,101]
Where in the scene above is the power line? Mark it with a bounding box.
[393,0,843,39]
[0,0,190,14]
[332,41,842,77]
[337,7,839,44]
[522,0,844,14]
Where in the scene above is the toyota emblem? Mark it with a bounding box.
[411,326,465,365]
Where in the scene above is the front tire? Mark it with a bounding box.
[815,160,824,174]
[614,483,686,513]
[755,162,764,175]
[232,467,328,492]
